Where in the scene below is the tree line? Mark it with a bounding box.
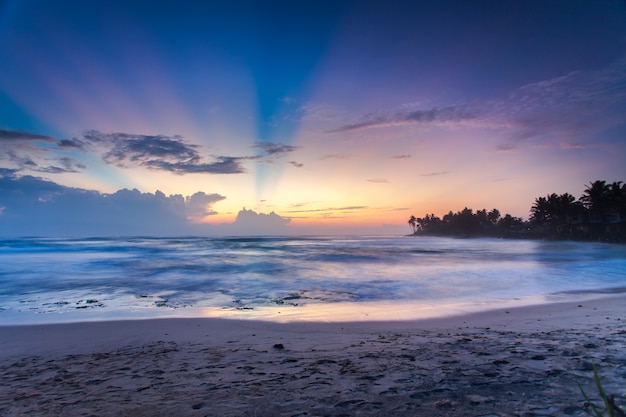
[408,180,626,242]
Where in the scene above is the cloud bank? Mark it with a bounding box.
[0,172,299,236]
[0,173,222,236]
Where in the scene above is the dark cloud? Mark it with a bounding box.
[3,143,87,173]
[0,129,56,142]
[143,156,246,175]
[289,161,304,168]
[5,151,37,168]
[328,104,483,133]
[367,178,389,183]
[83,130,196,162]
[0,173,225,236]
[0,129,91,174]
[59,156,87,171]
[253,141,299,156]
[58,139,86,149]
[34,157,87,174]
[35,166,77,174]
[391,154,412,159]
[0,128,254,176]
[0,130,48,172]
[81,130,246,174]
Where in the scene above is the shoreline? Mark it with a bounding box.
[3,284,626,328]
[2,294,625,416]
[1,292,625,359]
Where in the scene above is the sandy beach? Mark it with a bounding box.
[1,294,625,417]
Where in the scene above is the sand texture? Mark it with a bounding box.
[1,295,625,417]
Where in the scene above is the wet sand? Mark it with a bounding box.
[1,294,625,416]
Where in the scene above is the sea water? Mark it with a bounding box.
[0,236,625,324]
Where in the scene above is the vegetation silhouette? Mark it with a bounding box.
[409,180,626,242]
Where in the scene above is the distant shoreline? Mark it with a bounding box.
[408,228,626,244]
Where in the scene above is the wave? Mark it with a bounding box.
[1,236,624,324]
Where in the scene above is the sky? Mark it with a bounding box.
[1,0,625,236]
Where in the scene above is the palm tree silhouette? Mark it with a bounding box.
[607,181,626,222]
[581,180,610,223]
[530,193,582,228]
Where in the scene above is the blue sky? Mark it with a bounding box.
[1,0,625,235]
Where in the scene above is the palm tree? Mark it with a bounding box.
[556,192,584,223]
[530,196,551,224]
[488,208,501,225]
[530,193,582,226]
[531,194,561,224]
[607,181,626,222]
[581,181,611,223]
[416,213,442,234]
[498,214,524,231]
[408,215,417,233]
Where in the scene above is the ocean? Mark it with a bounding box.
[1,236,625,324]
